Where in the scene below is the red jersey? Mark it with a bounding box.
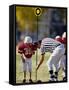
[18,43,37,58]
[62,37,66,44]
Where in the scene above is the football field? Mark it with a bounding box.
[16,50,63,83]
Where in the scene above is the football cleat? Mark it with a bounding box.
[63,77,66,81]
[29,79,33,83]
[23,79,26,83]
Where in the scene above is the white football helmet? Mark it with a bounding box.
[62,32,66,38]
[24,36,32,43]
[62,32,66,44]
[55,35,61,39]
[55,35,62,43]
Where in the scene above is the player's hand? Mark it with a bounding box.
[36,65,39,71]
[36,55,44,71]
[18,50,23,54]
[21,56,25,63]
[22,59,25,63]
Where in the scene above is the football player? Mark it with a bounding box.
[57,32,67,81]
[18,36,37,83]
[36,37,65,81]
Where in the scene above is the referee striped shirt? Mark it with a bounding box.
[40,38,61,54]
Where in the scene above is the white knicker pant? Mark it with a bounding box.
[58,55,66,70]
[47,44,65,71]
[22,55,32,72]
[58,55,66,77]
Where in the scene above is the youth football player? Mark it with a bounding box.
[57,32,66,81]
[18,36,36,83]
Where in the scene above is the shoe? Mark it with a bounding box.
[54,76,58,81]
[29,79,33,83]
[23,79,26,83]
[63,77,66,81]
[49,75,55,82]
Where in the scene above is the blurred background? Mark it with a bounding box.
[16,6,67,44]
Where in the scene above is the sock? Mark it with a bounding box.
[54,71,58,81]
[49,70,54,81]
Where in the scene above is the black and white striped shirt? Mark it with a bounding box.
[40,38,61,54]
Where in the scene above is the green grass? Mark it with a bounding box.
[16,50,63,83]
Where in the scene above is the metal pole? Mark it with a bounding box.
[35,15,38,81]
[34,8,41,82]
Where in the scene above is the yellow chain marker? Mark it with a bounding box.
[34,8,42,16]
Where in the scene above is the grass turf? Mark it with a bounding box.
[16,50,63,83]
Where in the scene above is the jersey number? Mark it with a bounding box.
[25,48,32,55]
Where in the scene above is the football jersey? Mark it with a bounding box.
[40,38,61,54]
[18,43,36,58]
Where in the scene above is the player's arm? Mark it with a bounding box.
[21,54,25,63]
[18,49,25,63]
[18,49,23,54]
[32,42,38,55]
[36,53,45,70]
[18,44,25,63]
[18,43,24,54]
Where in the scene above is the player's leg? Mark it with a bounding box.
[47,47,60,81]
[23,71,26,82]
[28,59,33,83]
[47,56,55,81]
[53,58,61,81]
[57,55,66,81]
[61,55,66,81]
[62,65,66,81]
[47,52,59,81]
[23,60,27,83]
[48,55,60,81]
[52,45,65,81]
[53,55,64,81]
[54,63,59,81]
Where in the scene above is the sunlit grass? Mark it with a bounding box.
[16,51,63,83]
